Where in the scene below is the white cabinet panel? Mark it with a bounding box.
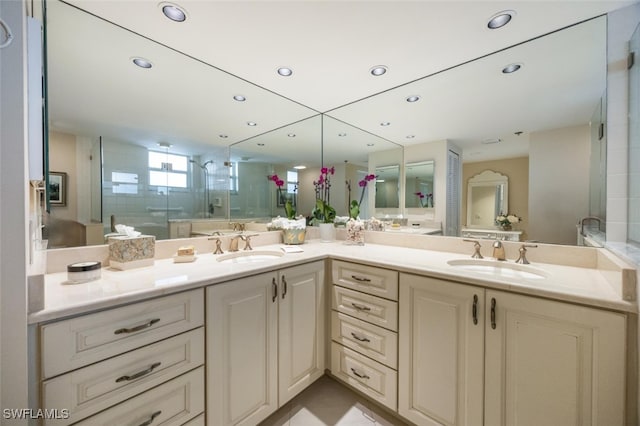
[73,367,204,426]
[207,273,278,426]
[331,311,398,369]
[41,289,204,378]
[399,274,484,426]
[42,328,204,425]
[206,261,325,425]
[484,290,626,426]
[331,343,397,411]
[278,262,325,404]
[332,260,399,300]
[332,285,398,331]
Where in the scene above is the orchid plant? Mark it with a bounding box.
[415,191,433,208]
[312,167,336,224]
[268,174,296,220]
[346,173,376,219]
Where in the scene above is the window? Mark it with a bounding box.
[148,151,188,188]
[286,170,298,194]
[112,171,138,194]
[229,162,238,193]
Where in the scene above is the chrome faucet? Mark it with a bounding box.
[229,234,243,252]
[463,239,483,259]
[515,244,537,264]
[492,240,506,261]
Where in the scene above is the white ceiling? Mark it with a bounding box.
[48,0,636,163]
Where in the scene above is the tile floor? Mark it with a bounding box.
[259,375,408,426]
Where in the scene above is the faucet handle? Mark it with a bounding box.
[242,234,254,251]
[515,244,537,264]
[208,237,224,254]
[463,239,483,259]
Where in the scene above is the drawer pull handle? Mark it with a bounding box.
[138,410,162,426]
[351,303,371,312]
[114,318,160,335]
[281,276,287,299]
[490,298,497,330]
[350,367,370,380]
[350,332,371,343]
[116,362,161,383]
[272,277,278,303]
[351,275,372,283]
[472,294,479,325]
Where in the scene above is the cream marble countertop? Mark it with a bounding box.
[29,238,636,324]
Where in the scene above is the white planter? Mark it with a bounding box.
[318,223,335,242]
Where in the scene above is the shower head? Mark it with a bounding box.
[190,159,213,169]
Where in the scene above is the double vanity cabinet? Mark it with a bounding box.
[33,251,631,426]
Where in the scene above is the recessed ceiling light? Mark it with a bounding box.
[157,141,172,148]
[287,133,296,137]
[487,10,515,29]
[406,95,420,103]
[219,134,228,138]
[233,95,246,102]
[380,122,391,126]
[370,65,388,76]
[247,121,257,126]
[277,67,293,77]
[161,3,187,22]
[502,63,522,74]
[406,135,415,139]
[257,143,265,146]
[293,165,307,170]
[338,133,347,137]
[132,57,152,69]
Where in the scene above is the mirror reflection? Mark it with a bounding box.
[374,165,400,209]
[327,16,606,245]
[45,0,608,247]
[405,161,435,209]
[229,116,322,221]
[466,170,508,229]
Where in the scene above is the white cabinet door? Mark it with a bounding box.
[207,272,279,426]
[399,274,484,426]
[484,290,626,426]
[278,261,325,404]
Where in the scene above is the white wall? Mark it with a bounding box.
[529,125,590,245]
[0,0,30,415]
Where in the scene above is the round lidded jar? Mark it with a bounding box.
[66,261,102,284]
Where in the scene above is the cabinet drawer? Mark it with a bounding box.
[73,367,204,426]
[332,286,398,331]
[41,289,204,378]
[331,343,397,411]
[331,311,397,369]
[332,260,398,301]
[42,328,205,425]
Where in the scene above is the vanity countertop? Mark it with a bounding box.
[30,240,636,324]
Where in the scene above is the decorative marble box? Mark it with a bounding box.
[108,235,155,270]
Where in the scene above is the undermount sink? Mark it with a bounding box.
[447,259,548,280]
[216,250,284,263]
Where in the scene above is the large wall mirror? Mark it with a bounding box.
[44,0,609,247]
[327,16,607,245]
[44,0,317,247]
